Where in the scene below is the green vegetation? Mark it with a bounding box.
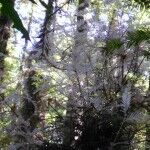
[0,0,150,149]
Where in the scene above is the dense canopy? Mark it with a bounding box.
[0,0,150,150]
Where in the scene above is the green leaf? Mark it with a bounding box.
[39,0,47,8]
[143,50,150,60]
[29,0,37,4]
[134,0,150,9]
[104,38,123,55]
[127,29,150,47]
[0,0,30,40]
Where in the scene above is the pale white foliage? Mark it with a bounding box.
[103,0,116,5]
[127,111,150,124]
[121,85,131,113]
[4,92,20,104]
[8,144,21,150]
[2,0,150,149]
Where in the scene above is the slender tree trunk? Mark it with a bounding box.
[39,0,54,57]
[64,0,89,147]
[8,4,42,149]
[0,0,12,108]
[145,74,150,150]
[0,2,12,149]
[145,113,150,150]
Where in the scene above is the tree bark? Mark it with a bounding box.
[145,74,150,150]
[64,0,89,147]
[0,0,12,111]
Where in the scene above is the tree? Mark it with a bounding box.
[0,0,149,149]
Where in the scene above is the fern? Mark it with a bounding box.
[104,38,123,55]
[143,50,150,60]
[121,85,131,113]
[127,111,150,124]
[127,28,150,47]
[134,0,150,9]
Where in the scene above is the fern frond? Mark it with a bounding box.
[104,38,123,55]
[134,0,150,9]
[127,28,150,47]
[121,85,131,113]
[127,111,150,124]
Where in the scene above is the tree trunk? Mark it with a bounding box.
[0,0,12,108]
[145,74,150,150]
[145,113,150,150]
[64,0,89,147]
